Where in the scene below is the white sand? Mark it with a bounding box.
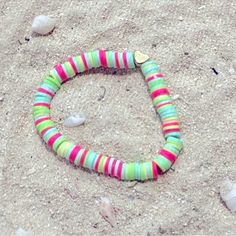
[1,0,236,235]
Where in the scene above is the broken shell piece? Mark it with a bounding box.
[32,15,56,35]
[134,51,150,65]
[63,113,86,127]
[99,197,116,227]
[220,178,236,213]
[172,94,180,100]
[16,227,32,236]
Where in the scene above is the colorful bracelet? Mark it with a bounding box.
[33,49,183,181]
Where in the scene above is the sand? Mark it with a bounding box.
[1,0,236,235]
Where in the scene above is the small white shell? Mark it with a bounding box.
[220,178,236,213]
[16,227,32,236]
[32,15,56,35]
[63,113,86,127]
[172,94,180,100]
[99,197,116,227]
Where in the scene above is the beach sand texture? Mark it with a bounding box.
[0,0,236,235]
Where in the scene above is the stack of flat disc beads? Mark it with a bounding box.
[33,49,183,181]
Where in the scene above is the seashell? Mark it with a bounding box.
[134,51,150,65]
[63,113,86,127]
[32,15,56,35]
[220,178,236,213]
[172,94,180,100]
[16,227,32,236]
[99,197,116,227]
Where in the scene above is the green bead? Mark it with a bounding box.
[33,107,50,117]
[74,56,85,72]
[36,120,55,133]
[74,149,85,165]
[149,82,166,93]
[49,69,62,84]
[63,61,76,78]
[153,95,171,106]
[163,143,179,156]
[154,156,172,172]
[91,50,100,68]
[53,137,67,152]
[145,161,153,179]
[107,51,115,68]
[84,150,92,168]
[43,76,61,90]
[126,163,136,180]
[167,137,183,151]
[57,141,73,158]
[98,155,106,173]
[140,163,147,181]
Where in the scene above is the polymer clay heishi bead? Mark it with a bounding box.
[33,49,183,182]
[43,75,61,89]
[69,145,81,163]
[106,51,114,68]
[99,49,108,67]
[86,151,97,170]
[135,162,141,180]
[91,50,100,68]
[57,141,72,158]
[84,52,93,69]
[126,52,136,68]
[115,51,120,69]
[74,148,86,166]
[81,53,89,70]
[118,52,124,68]
[126,162,136,180]
[74,56,85,73]
[54,64,69,83]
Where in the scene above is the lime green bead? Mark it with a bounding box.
[36,120,55,133]
[149,83,166,93]
[167,137,183,151]
[126,163,136,180]
[153,95,171,106]
[163,143,179,156]
[49,69,62,84]
[33,107,50,117]
[74,149,84,166]
[91,50,100,68]
[140,163,147,181]
[57,141,72,158]
[53,136,67,152]
[74,56,85,72]
[63,61,76,78]
[98,155,106,173]
[87,52,95,68]
[145,162,153,179]
[107,51,114,68]
[154,156,172,172]
[43,76,61,90]
[84,150,92,168]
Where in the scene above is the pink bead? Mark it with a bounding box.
[99,49,108,67]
